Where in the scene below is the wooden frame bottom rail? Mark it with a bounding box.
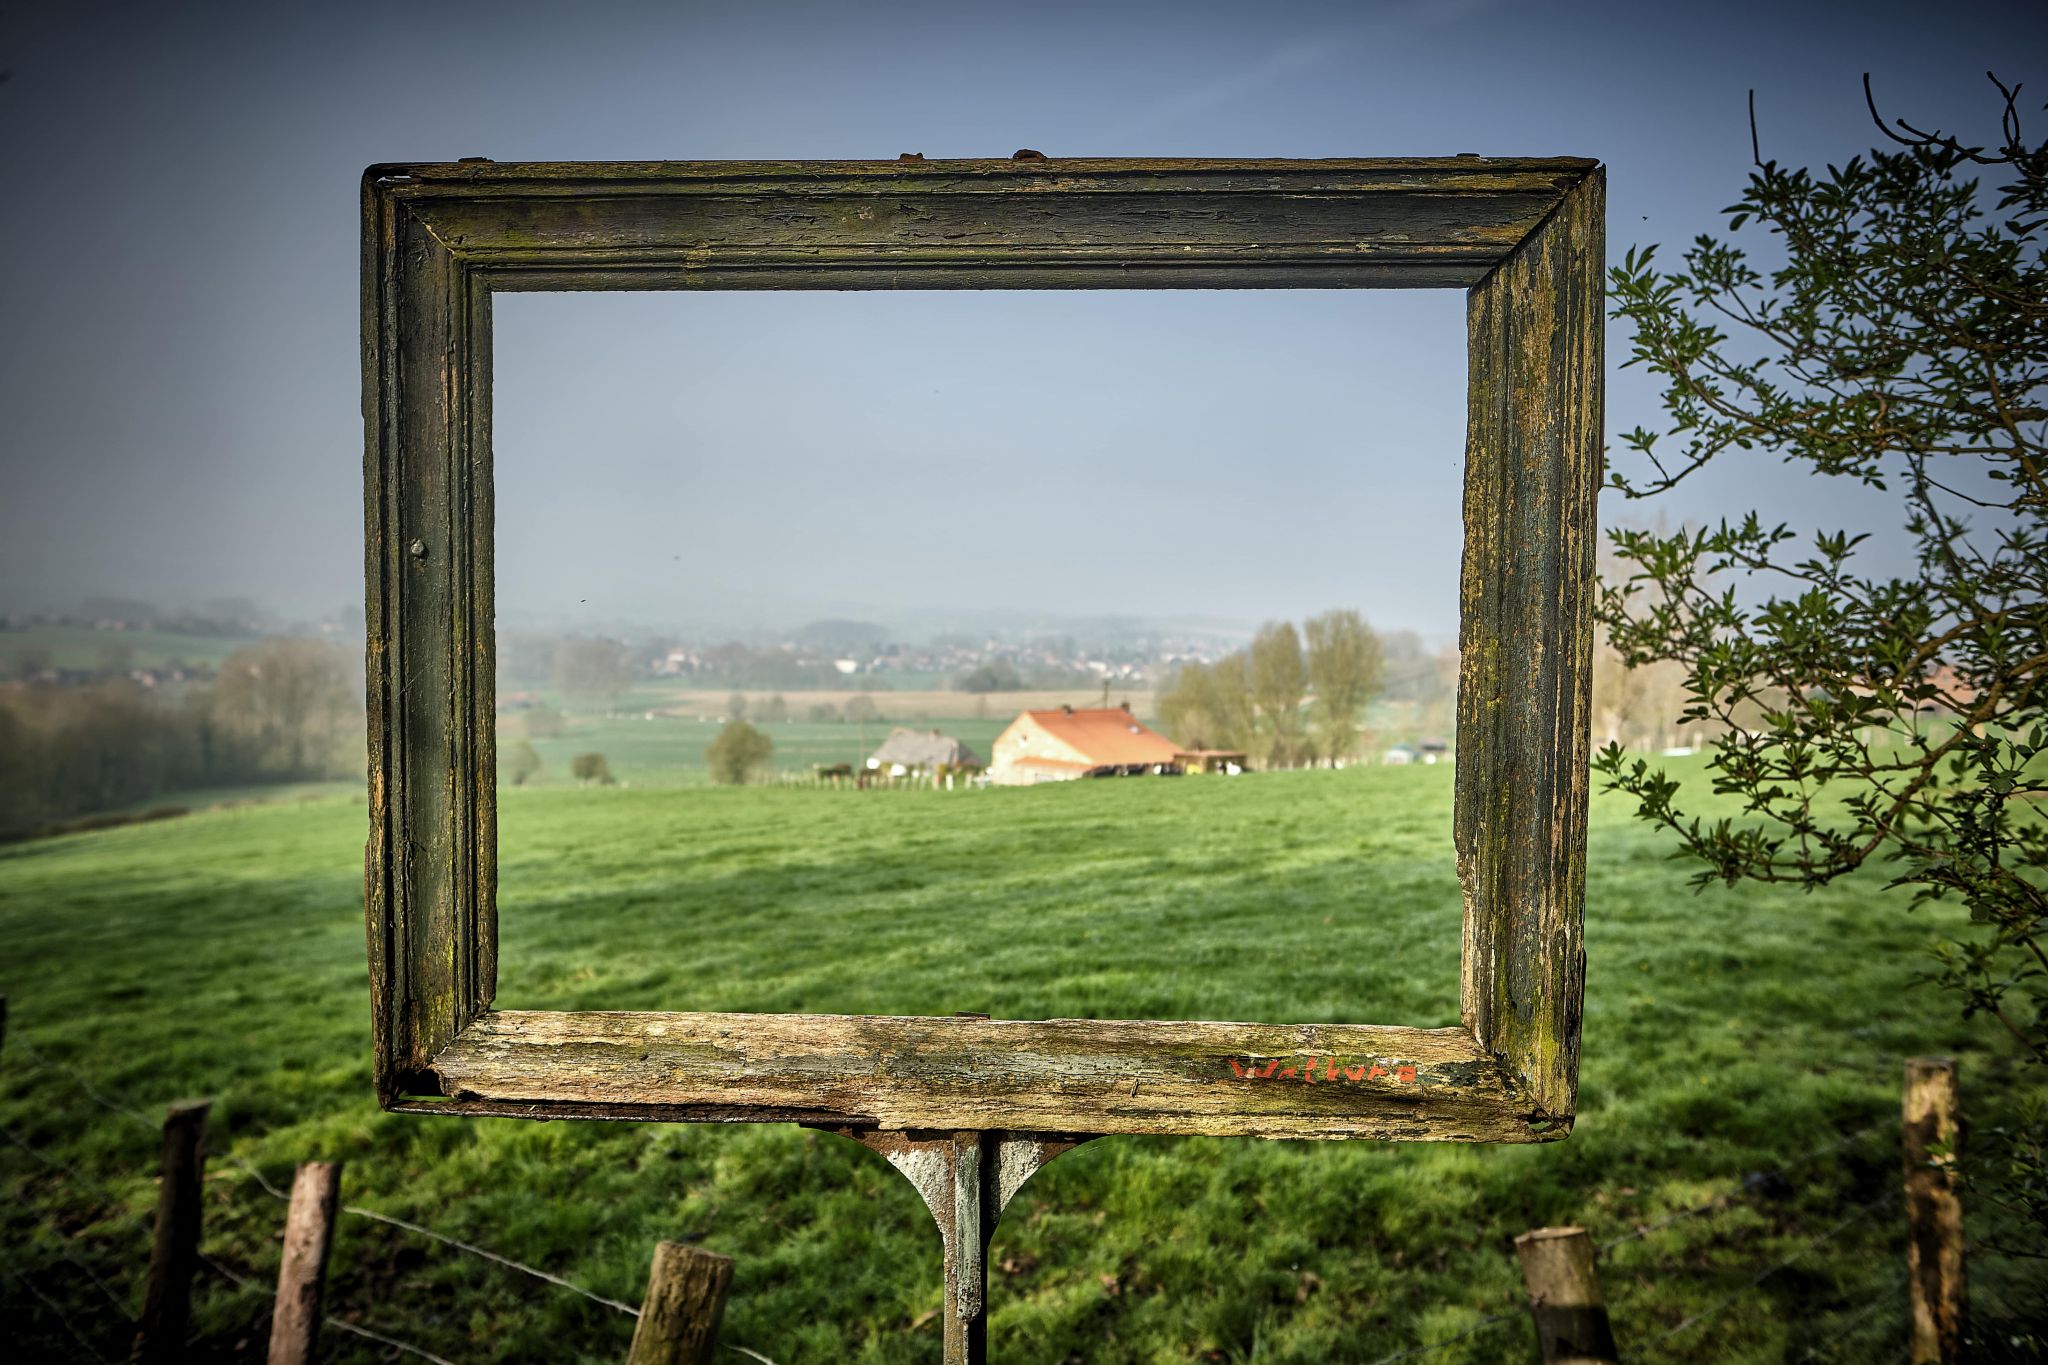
[413,1011,1563,1142]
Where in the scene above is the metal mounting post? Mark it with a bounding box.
[812,1127,1093,1365]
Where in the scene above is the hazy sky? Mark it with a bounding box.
[3,1,2043,638]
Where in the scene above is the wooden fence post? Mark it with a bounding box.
[1514,1226,1619,1364]
[133,1098,211,1365]
[626,1241,733,1365]
[1904,1057,1965,1365]
[266,1161,343,1365]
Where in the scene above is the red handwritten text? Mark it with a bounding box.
[1226,1057,1419,1084]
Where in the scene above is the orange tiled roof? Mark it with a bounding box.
[1023,708,1182,766]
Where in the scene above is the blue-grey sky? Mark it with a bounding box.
[3,1,2042,638]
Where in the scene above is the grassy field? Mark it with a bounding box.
[507,714,1016,789]
[2,763,2040,1362]
[505,687,1100,790]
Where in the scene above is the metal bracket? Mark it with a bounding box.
[810,1127,1093,1364]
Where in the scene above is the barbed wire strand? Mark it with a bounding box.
[214,1142,640,1317]
[1362,1309,1522,1365]
[6,1267,114,1364]
[1600,1116,1894,1252]
[1631,1195,1898,1358]
[1793,1265,1908,1363]
[2,1124,152,1316]
[329,1199,642,1317]
[11,1048,769,1363]
[198,1250,458,1365]
[11,1037,161,1131]
[18,1035,1914,1364]
[6,1121,458,1365]
[2,1120,127,1180]
[23,1239,133,1320]
[3,1228,134,1322]
[211,1127,642,1317]
[12,1038,642,1317]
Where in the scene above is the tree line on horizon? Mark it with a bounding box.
[0,637,360,838]
[1156,609,1386,768]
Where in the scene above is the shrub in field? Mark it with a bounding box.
[553,638,628,705]
[956,659,1023,693]
[570,752,615,786]
[705,720,773,785]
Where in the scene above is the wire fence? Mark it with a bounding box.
[196,1245,460,1365]
[1,1036,696,1362]
[3,1030,1921,1365]
[1629,1194,1901,1360]
[1597,1114,1894,1253]
[5,1100,470,1364]
[224,1152,642,1318]
[1354,1109,1905,1364]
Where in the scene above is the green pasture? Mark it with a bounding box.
[2,763,2039,1362]
[509,714,1013,787]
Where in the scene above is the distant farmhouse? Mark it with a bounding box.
[988,704,1183,785]
[866,727,982,779]
[1382,736,1451,766]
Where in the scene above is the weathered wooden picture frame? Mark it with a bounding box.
[362,155,1602,1145]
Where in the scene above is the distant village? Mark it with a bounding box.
[637,623,1230,692]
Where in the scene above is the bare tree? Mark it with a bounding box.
[1158,656,1254,753]
[1248,622,1308,767]
[1304,609,1383,762]
[552,638,629,707]
[1589,540,1693,752]
[209,638,357,777]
